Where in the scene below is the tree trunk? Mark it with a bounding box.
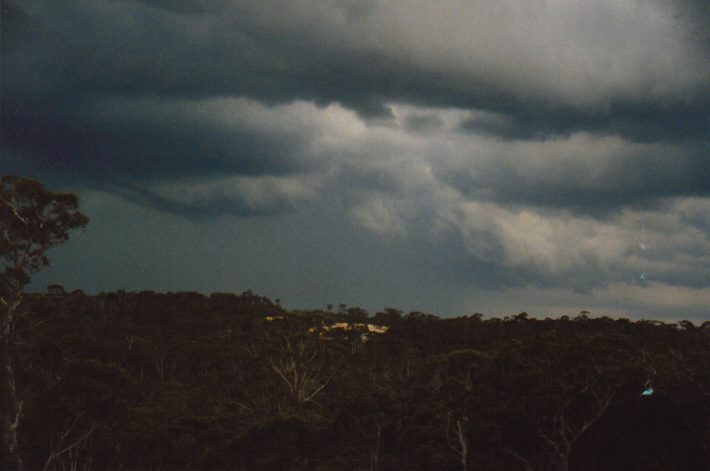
[446,414,469,471]
[369,422,381,471]
[457,418,468,471]
[2,298,24,470]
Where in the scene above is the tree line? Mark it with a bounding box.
[8,291,710,470]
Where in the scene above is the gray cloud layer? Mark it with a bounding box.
[2,0,709,316]
[5,1,709,133]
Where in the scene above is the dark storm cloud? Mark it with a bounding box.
[2,88,328,216]
[3,0,710,307]
[403,113,445,133]
[2,0,399,115]
[1,0,404,206]
[2,98,309,181]
[100,178,315,218]
[459,101,710,143]
[440,141,710,213]
[139,0,223,14]
[103,181,249,219]
[2,0,708,223]
[4,0,708,150]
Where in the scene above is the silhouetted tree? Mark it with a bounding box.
[1,175,88,470]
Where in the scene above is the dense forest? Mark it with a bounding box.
[8,289,710,470]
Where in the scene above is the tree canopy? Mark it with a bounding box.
[1,175,88,298]
[10,291,710,470]
[1,175,88,471]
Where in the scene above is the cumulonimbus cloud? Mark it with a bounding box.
[2,0,709,310]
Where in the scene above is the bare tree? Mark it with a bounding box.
[538,376,621,471]
[493,334,638,471]
[42,409,98,471]
[267,332,338,405]
[445,411,470,471]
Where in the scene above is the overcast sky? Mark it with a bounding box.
[3,0,709,320]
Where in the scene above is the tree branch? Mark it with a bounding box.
[0,196,28,225]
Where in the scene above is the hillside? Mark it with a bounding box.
[12,290,710,470]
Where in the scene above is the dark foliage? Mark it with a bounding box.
[2,175,88,470]
[11,291,709,470]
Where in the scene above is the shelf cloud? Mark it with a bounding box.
[3,0,708,319]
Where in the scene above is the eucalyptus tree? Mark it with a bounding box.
[1,175,88,470]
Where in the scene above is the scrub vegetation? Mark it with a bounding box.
[6,291,710,470]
